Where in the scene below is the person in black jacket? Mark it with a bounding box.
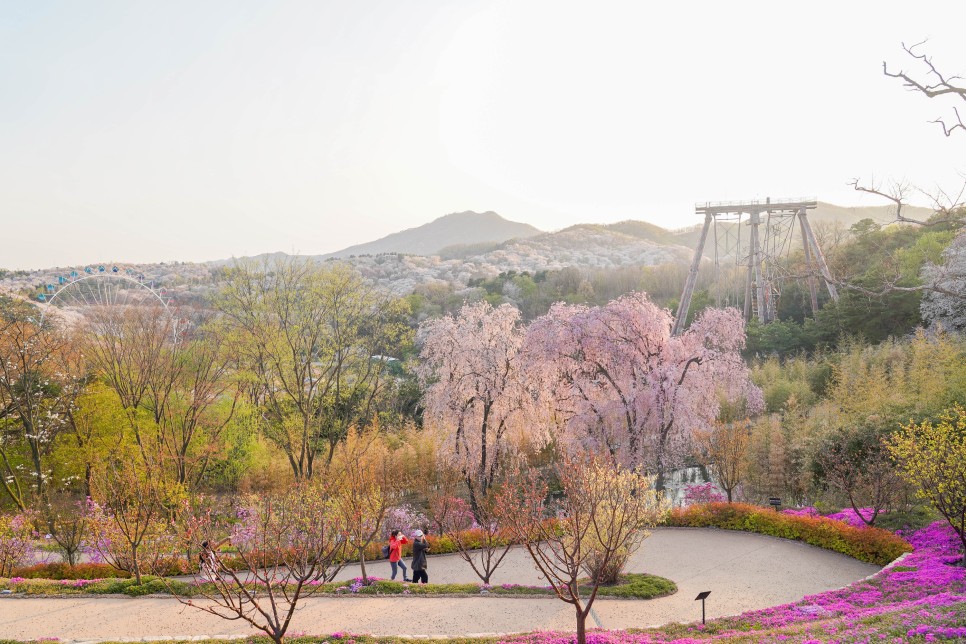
[410,529,430,584]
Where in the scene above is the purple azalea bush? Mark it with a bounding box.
[385,504,429,536]
[682,483,725,506]
[0,512,37,576]
[229,504,258,548]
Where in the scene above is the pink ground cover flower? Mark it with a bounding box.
[781,506,878,528]
[823,507,877,528]
[491,521,964,643]
[781,507,820,518]
[713,521,964,632]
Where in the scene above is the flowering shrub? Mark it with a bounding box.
[667,502,911,565]
[12,562,127,580]
[427,495,475,535]
[87,499,179,579]
[78,540,106,564]
[681,483,725,506]
[385,504,430,536]
[228,503,257,549]
[0,512,36,576]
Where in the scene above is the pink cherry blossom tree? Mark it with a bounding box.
[524,293,762,485]
[417,302,536,511]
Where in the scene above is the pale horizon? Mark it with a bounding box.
[2,0,965,270]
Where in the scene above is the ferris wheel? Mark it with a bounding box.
[35,264,175,330]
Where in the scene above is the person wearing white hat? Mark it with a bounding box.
[410,529,430,584]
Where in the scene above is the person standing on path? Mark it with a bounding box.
[388,530,411,582]
[411,529,430,584]
[199,536,230,582]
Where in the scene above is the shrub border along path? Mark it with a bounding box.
[665,502,912,565]
[0,572,677,601]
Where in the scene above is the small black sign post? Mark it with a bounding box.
[695,591,711,624]
[768,497,782,512]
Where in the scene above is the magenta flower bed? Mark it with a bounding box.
[488,521,965,643]
[782,506,879,528]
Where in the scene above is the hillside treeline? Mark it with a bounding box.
[742,329,965,522]
[408,212,964,359]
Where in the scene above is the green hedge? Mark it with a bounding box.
[0,572,675,600]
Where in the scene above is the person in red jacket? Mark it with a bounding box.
[388,529,411,582]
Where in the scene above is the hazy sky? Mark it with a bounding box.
[2,1,964,269]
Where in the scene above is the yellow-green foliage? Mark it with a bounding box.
[887,405,966,549]
[743,331,966,506]
[752,354,825,413]
[829,331,965,421]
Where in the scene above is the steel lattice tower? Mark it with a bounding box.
[672,198,839,336]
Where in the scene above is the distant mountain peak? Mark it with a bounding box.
[439,210,501,219]
[322,211,542,259]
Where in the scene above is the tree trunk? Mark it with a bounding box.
[84,463,93,498]
[575,608,587,644]
[132,544,141,585]
[359,547,368,584]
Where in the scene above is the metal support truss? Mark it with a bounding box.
[673,197,839,335]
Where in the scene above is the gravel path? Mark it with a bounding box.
[0,528,879,642]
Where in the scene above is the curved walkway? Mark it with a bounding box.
[0,528,880,642]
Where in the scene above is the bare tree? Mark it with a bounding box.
[88,456,173,584]
[846,177,964,228]
[81,305,179,472]
[496,453,669,644]
[817,431,907,527]
[330,428,400,585]
[884,41,966,138]
[824,180,966,303]
[446,476,512,585]
[830,42,966,305]
[156,320,241,487]
[847,178,927,226]
[175,482,349,644]
[41,497,89,566]
[422,462,472,536]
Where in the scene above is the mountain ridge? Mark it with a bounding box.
[2,202,940,298]
[321,210,543,259]
[207,201,934,267]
